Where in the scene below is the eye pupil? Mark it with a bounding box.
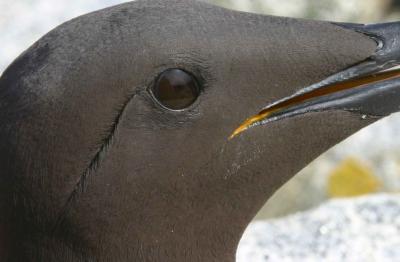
[152,69,200,110]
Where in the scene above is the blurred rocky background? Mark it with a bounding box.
[209,0,399,22]
[1,0,400,261]
[237,194,400,261]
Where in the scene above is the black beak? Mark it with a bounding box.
[231,22,400,138]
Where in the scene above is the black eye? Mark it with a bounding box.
[151,69,200,110]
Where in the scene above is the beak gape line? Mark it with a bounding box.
[230,22,400,139]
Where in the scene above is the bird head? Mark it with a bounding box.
[1,0,399,261]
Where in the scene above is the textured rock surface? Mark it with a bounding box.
[238,194,400,261]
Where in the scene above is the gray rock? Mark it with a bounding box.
[238,194,400,261]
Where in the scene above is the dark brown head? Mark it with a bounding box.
[1,0,399,261]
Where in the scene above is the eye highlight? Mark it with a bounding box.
[151,69,200,110]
